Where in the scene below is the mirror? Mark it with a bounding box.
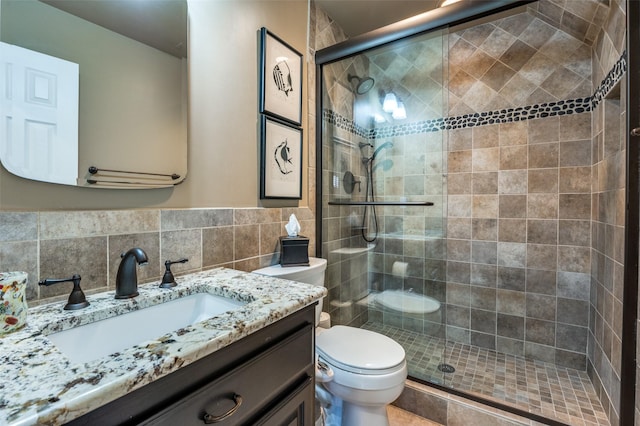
[0,0,188,188]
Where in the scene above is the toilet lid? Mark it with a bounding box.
[316,326,405,375]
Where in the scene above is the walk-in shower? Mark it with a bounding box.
[316,0,630,424]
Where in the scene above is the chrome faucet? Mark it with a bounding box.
[115,248,148,299]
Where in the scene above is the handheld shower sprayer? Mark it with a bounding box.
[371,141,394,161]
[360,141,394,164]
[359,141,394,243]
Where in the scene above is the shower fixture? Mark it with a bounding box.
[360,141,394,242]
[343,171,361,194]
[348,74,375,95]
[362,141,394,164]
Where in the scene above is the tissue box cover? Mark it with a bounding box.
[280,236,310,267]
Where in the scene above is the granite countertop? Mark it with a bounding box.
[0,268,326,426]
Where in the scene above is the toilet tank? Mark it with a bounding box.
[252,257,327,286]
[253,257,327,325]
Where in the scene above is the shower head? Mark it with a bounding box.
[358,142,374,149]
[348,74,375,95]
[371,141,394,161]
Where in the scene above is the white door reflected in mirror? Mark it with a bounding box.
[0,42,79,186]
[1,0,188,189]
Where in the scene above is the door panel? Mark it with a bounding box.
[0,41,78,185]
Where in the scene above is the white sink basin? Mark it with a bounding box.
[46,293,246,364]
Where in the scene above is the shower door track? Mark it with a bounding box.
[328,201,434,206]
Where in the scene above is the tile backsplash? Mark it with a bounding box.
[0,207,315,306]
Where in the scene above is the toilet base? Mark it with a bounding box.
[319,397,391,426]
[342,401,390,426]
[320,381,404,426]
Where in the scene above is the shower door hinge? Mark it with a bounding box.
[631,127,640,137]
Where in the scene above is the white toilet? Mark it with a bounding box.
[253,257,407,426]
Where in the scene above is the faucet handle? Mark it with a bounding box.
[160,258,189,288]
[38,274,90,310]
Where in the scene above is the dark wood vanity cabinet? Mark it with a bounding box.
[68,305,316,426]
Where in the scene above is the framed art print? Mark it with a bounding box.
[259,27,303,126]
[260,115,302,199]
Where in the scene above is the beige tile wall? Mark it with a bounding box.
[444,114,593,369]
[313,2,372,328]
[0,207,315,306]
[588,0,626,423]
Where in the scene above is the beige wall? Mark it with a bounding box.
[0,0,309,211]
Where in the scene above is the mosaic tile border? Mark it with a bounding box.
[323,53,626,139]
[592,51,627,107]
[323,110,371,138]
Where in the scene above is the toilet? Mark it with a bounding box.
[253,257,407,426]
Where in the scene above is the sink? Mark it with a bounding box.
[46,293,246,364]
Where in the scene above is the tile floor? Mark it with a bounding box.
[363,322,610,426]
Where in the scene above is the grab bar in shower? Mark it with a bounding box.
[328,201,434,206]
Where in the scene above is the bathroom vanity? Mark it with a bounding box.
[73,308,314,425]
[0,268,325,425]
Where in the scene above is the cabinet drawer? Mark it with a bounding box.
[140,324,313,425]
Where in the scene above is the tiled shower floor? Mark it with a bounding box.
[362,322,610,426]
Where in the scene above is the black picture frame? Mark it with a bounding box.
[260,115,302,199]
[259,27,303,126]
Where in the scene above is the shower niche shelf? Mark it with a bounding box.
[330,244,375,256]
[328,201,434,206]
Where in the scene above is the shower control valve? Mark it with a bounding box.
[343,171,361,194]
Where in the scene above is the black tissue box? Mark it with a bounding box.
[279,236,309,267]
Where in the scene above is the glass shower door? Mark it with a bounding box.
[319,29,449,385]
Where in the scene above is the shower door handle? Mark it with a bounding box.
[631,127,640,137]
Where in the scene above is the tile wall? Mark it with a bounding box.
[313,2,373,327]
[0,207,315,306]
[444,114,593,368]
[588,0,627,423]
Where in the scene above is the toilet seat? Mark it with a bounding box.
[316,326,405,375]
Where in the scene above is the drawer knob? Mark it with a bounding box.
[203,393,243,423]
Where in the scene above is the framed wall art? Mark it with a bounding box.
[260,115,302,199]
[259,27,303,126]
